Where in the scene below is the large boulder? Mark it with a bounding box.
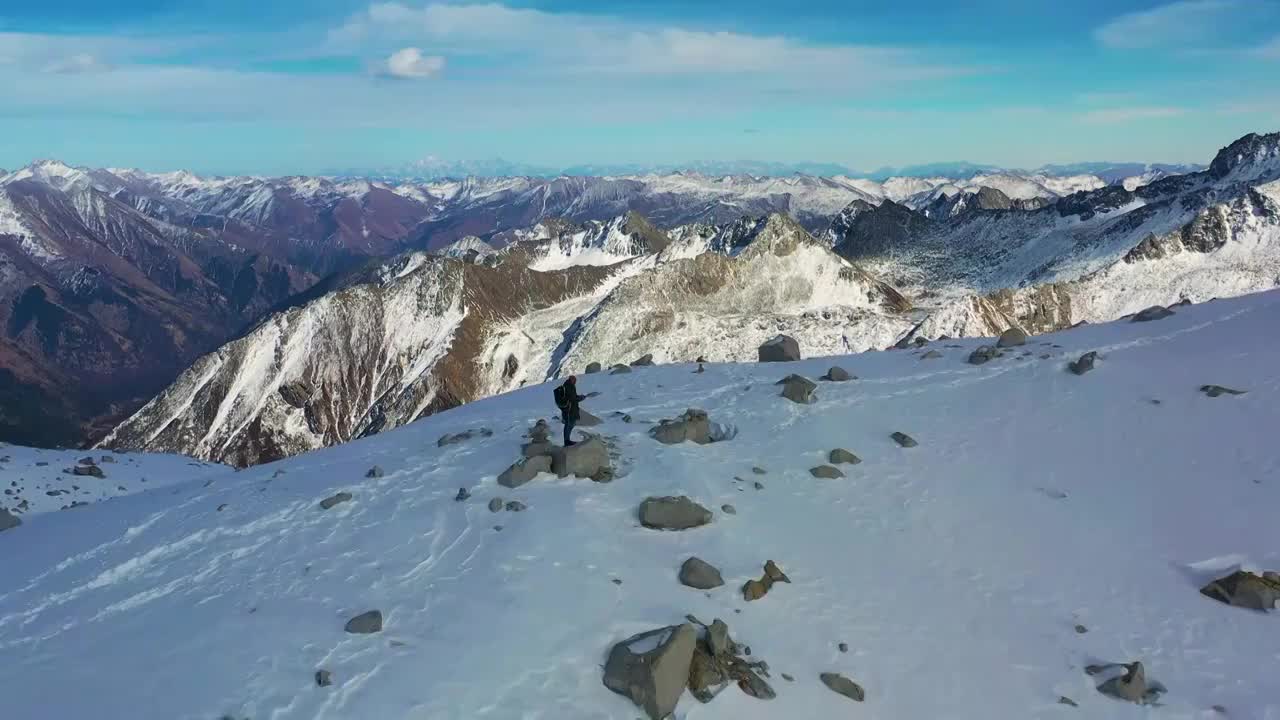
[550,437,612,481]
[996,327,1028,348]
[0,507,20,533]
[758,335,801,363]
[640,496,713,530]
[778,375,817,404]
[820,366,853,382]
[497,455,553,488]
[1200,570,1280,611]
[344,610,383,634]
[72,464,105,478]
[585,362,603,374]
[809,465,844,479]
[1095,662,1150,704]
[820,673,866,702]
[649,409,712,445]
[829,448,861,465]
[679,557,725,589]
[609,364,633,375]
[603,624,697,720]
[968,346,999,365]
[631,353,656,367]
[1132,305,1174,322]
[1068,351,1098,375]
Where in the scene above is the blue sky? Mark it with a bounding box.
[1,0,1277,175]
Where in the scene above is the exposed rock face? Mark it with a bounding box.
[344,610,383,634]
[758,334,801,363]
[550,437,612,481]
[778,375,817,404]
[602,624,697,720]
[679,557,725,590]
[497,455,553,488]
[640,496,713,530]
[1200,570,1280,611]
[649,409,712,445]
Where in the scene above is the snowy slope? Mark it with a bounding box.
[0,444,226,517]
[2,290,1278,720]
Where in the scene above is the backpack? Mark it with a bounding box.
[554,384,570,411]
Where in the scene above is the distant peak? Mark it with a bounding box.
[1209,131,1280,180]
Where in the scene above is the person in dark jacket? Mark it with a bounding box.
[554,376,586,446]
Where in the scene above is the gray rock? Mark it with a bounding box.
[100,455,115,463]
[829,448,861,465]
[891,432,918,448]
[454,487,471,502]
[810,465,845,479]
[522,441,556,458]
[528,419,551,443]
[679,557,725,589]
[505,500,527,512]
[319,492,353,510]
[997,327,1028,348]
[920,349,943,359]
[488,497,504,513]
[1132,305,1175,322]
[365,465,384,478]
[497,455,553,488]
[437,428,492,447]
[1069,351,1098,375]
[752,466,767,475]
[1200,384,1247,398]
[821,366,853,382]
[602,624,697,720]
[1200,570,1280,611]
[753,481,764,490]
[649,408,712,445]
[585,362,603,374]
[758,334,801,363]
[0,507,20,532]
[631,353,655,367]
[779,374,817,404]
[550,436,612,480]
[721,504,736,515]
[838,643,848,653]
[820,672,865,702]
[707,619,733,657]
[968,345,999,365]
[315,670,333,687]
[1074,624,1089,634]
[344,610,383,634]
[78,456,97,466]
[1058,696,1078,707]
[764,560,790,583]
[72,464,105,478]
[640,496,713,530]
[609,364,633,375]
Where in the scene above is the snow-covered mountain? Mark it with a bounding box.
[4,290,1279,719]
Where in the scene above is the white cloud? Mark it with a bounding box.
[43,53,109,74]
[1079,106,1187,124]
[381,47,444,78]
[1094,0,1243,49]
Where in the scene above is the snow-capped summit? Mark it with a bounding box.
[1208,131,1280,184]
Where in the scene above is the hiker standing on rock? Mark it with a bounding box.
[554,376,586,447]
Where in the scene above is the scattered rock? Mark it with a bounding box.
[742,560,789,601]
[609,364,633,375]
[522,441,556,458]
[809,465,844,479]
[1200,570,1280,611]
[319,492,353,510]
[781,673,794,682]
[100,455,115,463]
[764,560,790,584]
[820,366,853,382]
[585,362,602,374]
[78,456,97,466]
[631,353,655,367]
[758,334,801,363]
[217,503,228,512]
[751,466,767,475]
[721,504,736,515]
[602,624,697,720]
[365,465,384,478]
[920,349,943,359]
[1074,624,1088,634]
[829,448,861,465]
[454,487,471,502]
[997,327,1028,348]
[315,670,333,687]
[1058,696,1078,707]
[505,500,527,512]
[968,345,999,365]
[488,497,504,513]
[72,464,105,478]
[1069,351,1098,375]
[551,436,612,481]
[838,643,848,653]
[891,432,918,448]
[0,507,20,532]
[1200,384,1247,398]
[742,579,769,602]
[528,419,551,443]
[344,610,383,634]
[650,408,713,445]
[1093,661,1156,704]
[778,374,817,404]
[640,496,713,530]
[497,455,553,488]
[753,481,764,490]
[437,428,492,447]
[694,363,705,373]
[679,557,725,590]
[1132,305,1174,322]
[820,672,865,702]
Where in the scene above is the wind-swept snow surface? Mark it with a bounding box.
[2,291,1279,719]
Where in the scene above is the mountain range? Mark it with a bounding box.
[1,132,1275,459]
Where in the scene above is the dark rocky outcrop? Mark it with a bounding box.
[820,366,852,382]
[996,327,1027,348]
[778,375,817,404]
[1200,570,1280,611]
[497,455,553,488]
[679,557,725,590]
[551,436,612,481]
[829,448,861,465]
[631,353,655,367]
[1200,384,1247,398]
[891,432,918,448]
[1068,351,1098,375]
[585,362,602,374]
[820,672,865,702]
[0,507,20,532]
[344,610,383,634]
[810,465,844,479]
[640,496,713,530]
[968,346,999,365]
[1132,305,1175,322]
[649,409,712,445]
[758,335,800,362]
[318,492,353,510]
